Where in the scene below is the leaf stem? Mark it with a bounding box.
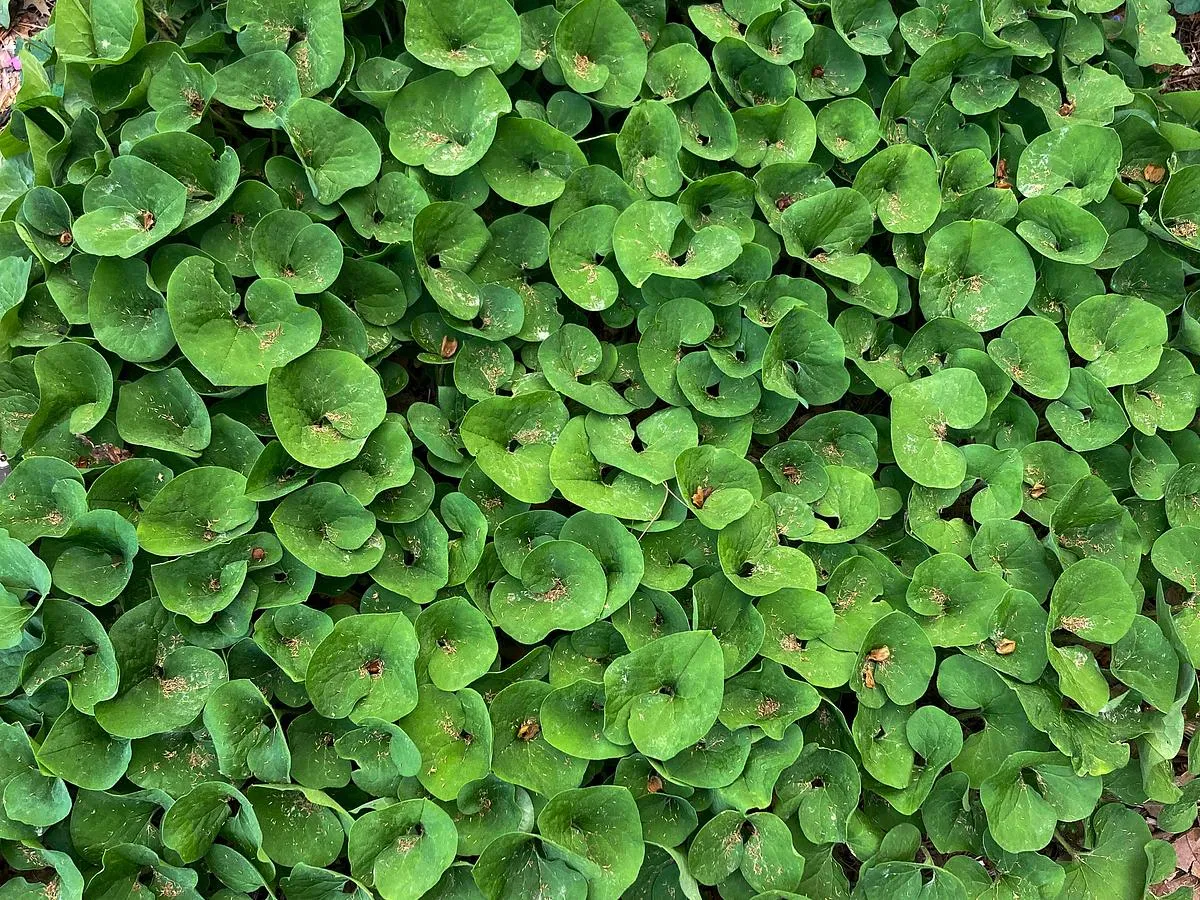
[1053,827,1080,860]
[380,4,394,44]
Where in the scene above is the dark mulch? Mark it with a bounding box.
[1164,11,1200,91]
[0,0,53,123]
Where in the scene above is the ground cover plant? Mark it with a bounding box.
[1,0,1200,897]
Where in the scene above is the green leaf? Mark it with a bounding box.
[919,220,1035,330]
[460,390,568,503]
[1049,558,1136,644]
[675,444,761,529]
[1016,125,1122,206]
[225,0,344,96]
[537,787,644,900]
[603,630,724,759]
[550,416,668,520]
[980,751,1102,852]
[554,0,648,108]
[161,781,261,863]
[1067,293,1167,387]
[401,684,493,800]
[1058,804,1153,899]
[775,745,861,843]
[890,368,988,488]
[0,456,88,543]
[473,832,592,899]
[852,612,937,708]
[73,156,187,258]
[19,598,117,708]
[88,257,175,363]
[203,678,291,782]
[137,466,258,556]
[129,132,240,230]
[94,600,228,738]
[251,209,344,293]
[688,810,803,892]
[167,257,322,386]
[385,69,512,176]
[1015,195,1108,265]
[482,117,586,206]
[36,706,131,789]
[271,482,384,576]
[817,97,880,163]
[490,679,588,797]
[779,187,874,282]
[284,99,382,205]
[55,0,145,64]
[212,50,300,126]
[831,0,897,55]
[490,539,607,643]
[613,200,742,288]
[415,597,498,690]
[987,316,1071,400]
[761,307,850,406]
[116,367,211,456]
[267,349,387,468]
[248,785,347,868]
[305,613,419,724]
[720,660,818,739]
[404,0,520,76]
[21,341,113,451]
[852,143,941,234]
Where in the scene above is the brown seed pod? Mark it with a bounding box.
[866,646,891,663]
[994,158,1012,190]
[862,645,891,689]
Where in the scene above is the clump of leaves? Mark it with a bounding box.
[0,0,1197,898]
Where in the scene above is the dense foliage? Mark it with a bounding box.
[0,0,1199,897]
